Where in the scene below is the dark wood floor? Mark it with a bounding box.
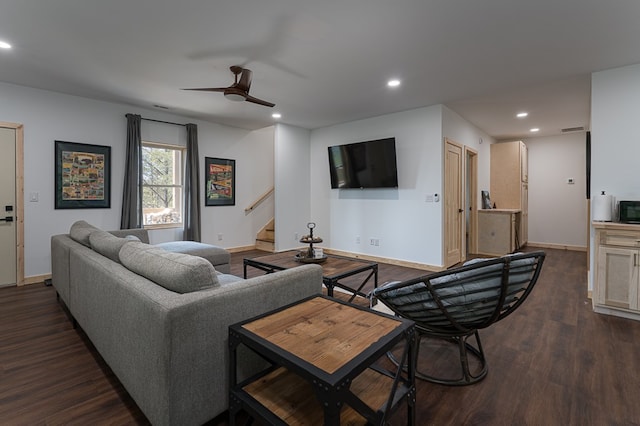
[1,248,640,425]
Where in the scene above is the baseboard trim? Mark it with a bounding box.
[227,245,257,253]
[323,248,441,272]
[20,273,51,286]
[526,242,587,252]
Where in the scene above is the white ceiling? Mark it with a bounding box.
[2,0,640,138]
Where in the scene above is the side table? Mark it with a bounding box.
[228,295,416,425]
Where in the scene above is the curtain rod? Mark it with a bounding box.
[141,117,186,127]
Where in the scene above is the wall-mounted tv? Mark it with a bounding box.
[327,137,398,189]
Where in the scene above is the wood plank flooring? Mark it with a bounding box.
[1,248,639,425]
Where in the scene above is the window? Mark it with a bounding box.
[142,142,184,227]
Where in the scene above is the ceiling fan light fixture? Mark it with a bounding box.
[224,92,245,102]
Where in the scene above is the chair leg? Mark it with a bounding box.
[388,330,488,386]
[456,330,487,385]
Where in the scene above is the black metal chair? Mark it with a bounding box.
[371,251,545,385]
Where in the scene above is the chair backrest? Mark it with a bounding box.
[372,251,545,337]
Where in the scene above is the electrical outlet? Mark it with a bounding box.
[294,232,299,241]
[356,236,361,244]
[370,238,380,246]
[217,233,223,241]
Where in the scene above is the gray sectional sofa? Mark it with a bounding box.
[50,221,323,426]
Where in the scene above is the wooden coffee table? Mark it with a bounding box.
[228,295,416,425]
[244,251,378,305]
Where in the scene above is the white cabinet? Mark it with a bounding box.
[593,222,640,320]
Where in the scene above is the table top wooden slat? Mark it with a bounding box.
[242,297,402,374]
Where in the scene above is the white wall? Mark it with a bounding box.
[305,105,495,268]
[0,82,274,278]
[199,125,275,249]
[591,63,640,200]
[274,124,311,251]
[309,106,445,266]
[590,62,640,287]
[523,133,587,249]
[441,105,494,202]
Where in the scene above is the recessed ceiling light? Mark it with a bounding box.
[530,128,540,132]
[272,113,282,119]
[0,41,12,49]
[387,79,401,88]
[516,112,528,118]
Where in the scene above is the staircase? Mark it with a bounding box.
[255,218,275,252]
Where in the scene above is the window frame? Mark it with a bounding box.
[141,141,186,230]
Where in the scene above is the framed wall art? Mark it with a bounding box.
[205,157,235,206]
[55,140,111,209]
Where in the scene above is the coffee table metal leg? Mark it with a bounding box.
[324,278,335,297]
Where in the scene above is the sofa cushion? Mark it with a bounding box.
[119,241,219,293]
[89,230,131,263]
[69,220,100,247]
[109,228,149,244]
[155,241,230,267]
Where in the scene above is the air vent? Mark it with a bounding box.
[561,126,585,133]
[153,104,169,109]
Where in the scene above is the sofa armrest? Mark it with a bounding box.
[51,234,75,307]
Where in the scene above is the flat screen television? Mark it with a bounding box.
[327,137,398,189]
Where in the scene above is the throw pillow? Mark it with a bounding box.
[69,220,100,247]
[89,230,131,263]
[119,241,219,293]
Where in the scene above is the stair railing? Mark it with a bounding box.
[245,187,274,214]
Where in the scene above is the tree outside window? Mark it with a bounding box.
[142,143,184,227]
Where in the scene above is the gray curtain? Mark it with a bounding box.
[184,123,201,241]
[121,114,143,229]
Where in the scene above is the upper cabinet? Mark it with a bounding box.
[490,141,528,245]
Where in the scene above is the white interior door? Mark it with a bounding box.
[0,127,16,286]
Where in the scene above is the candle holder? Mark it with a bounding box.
[295,222,327,263]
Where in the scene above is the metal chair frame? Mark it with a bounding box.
[372,251,545,386]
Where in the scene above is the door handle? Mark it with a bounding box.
[0,216,13,222]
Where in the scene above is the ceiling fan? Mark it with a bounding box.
[183,65,275,107]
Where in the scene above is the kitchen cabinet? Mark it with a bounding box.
[478,209,521,256]
[593,222,640,321]
[490,141,528,245]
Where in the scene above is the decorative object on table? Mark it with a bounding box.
[55,140,111,209]
[205,157,235,206]
[296,222,327,263]
[481,190,492,209]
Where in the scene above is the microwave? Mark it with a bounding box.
[619,201,640,224]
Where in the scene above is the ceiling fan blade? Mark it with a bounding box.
[237,68,253,92]
[182,87,227,92]
[245,95,275,108]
